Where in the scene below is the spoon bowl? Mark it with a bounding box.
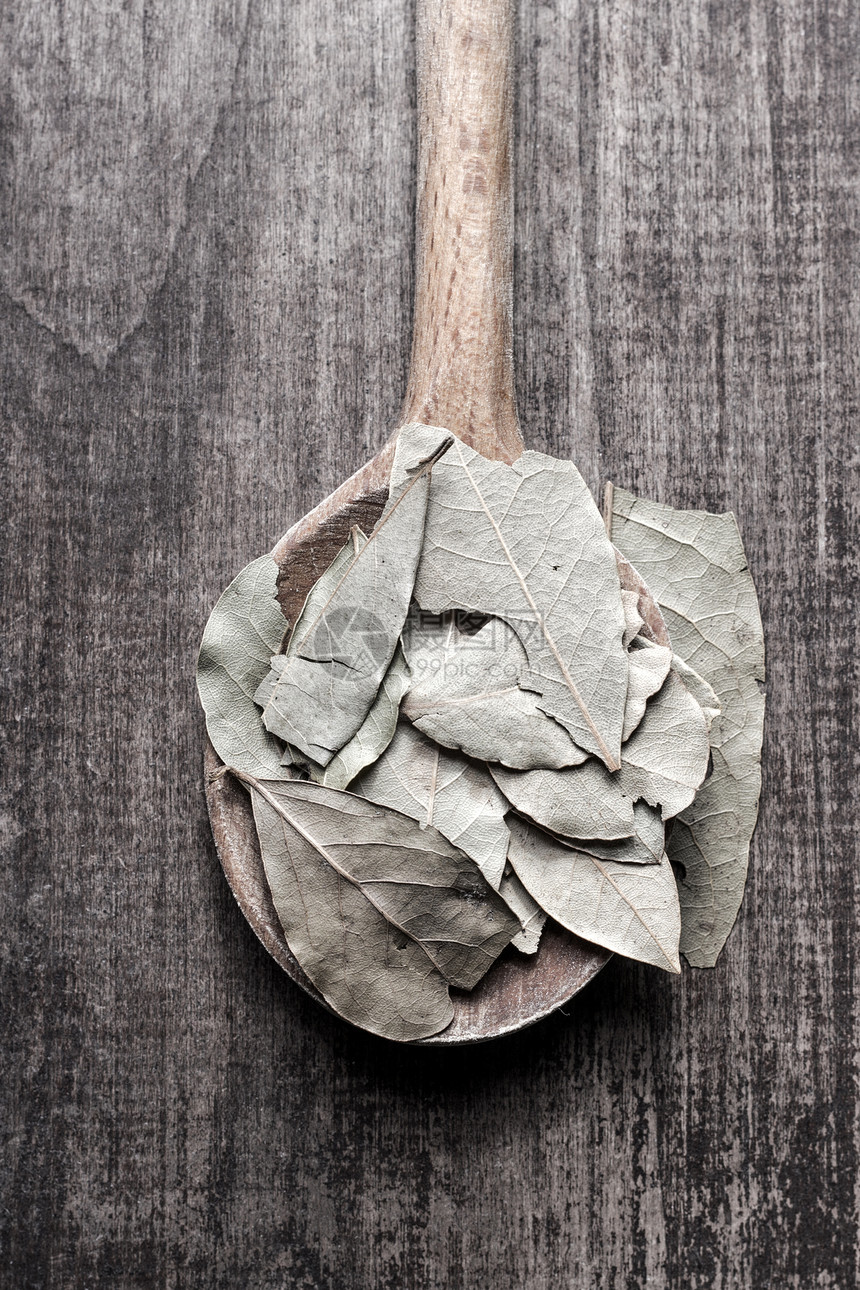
[205,539,668,1044]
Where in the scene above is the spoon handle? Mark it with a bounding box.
[399,0,524,463]
[273,0,522,577]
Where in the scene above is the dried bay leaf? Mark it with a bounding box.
[610,488,765,966]
[401,611,588,770]
[491,667,710,840]
[395,424,628,770]
[507,815,682,973]
[267,529,369,772]
[354,722,511,889]
[491,759,635,842]
[499,866,547,955]
[569,801,665,866]
[268,533,411,785]
[671,655,721,732]
[616,668,711,817]
[255,432,452,766]
[235,770,519,1041]
[622,636,672,741]
[310,647,411,789]
[196,554,292,777]
[285,524,368,652]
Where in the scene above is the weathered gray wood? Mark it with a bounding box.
[1,0,857,1285]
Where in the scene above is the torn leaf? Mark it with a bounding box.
[197,554,292,777]
[567,801,665,866]
[255,430,452,766]
[671,655,721,733]
[610,488,764,967]
[401,610,587,769]
[507,815,681,973]
[236,770,519,1042]
[616,667,711,818]
[354,721,511,889]
[308,647,411,790]
[491,758,635,842]
[491,666,710,840]
[622,636,672,741]
[396,424,628,769]
[498,865,547,955]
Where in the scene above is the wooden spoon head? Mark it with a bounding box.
[203,444,671,1044]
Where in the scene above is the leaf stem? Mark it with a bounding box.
[224,765,455,979]
[602,481,614,538]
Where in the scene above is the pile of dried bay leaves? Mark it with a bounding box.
[197,424,764,1042]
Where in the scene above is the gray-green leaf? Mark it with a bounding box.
[610,488,765,967]
[285,525,368,654]
[401,611,587,769]
[307,647,411,790]
[507,815,681,973]
[254,432,452,766]
[237,770,519,1042]
[196,554,291,777]
[491,759,635,842]
[354,721,512,889]
[270,529,408,785]
[671,654,721,732]
[566,801,665,866]
[491,667,710,840]
[617,668,711,817]
[396,424,628,770]
[498,865,547,955]
[622,636,672,741]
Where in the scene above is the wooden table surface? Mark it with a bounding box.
[2,0,857,1285]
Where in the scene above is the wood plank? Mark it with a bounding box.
[1,0,857,1284]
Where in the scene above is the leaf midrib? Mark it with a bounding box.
[235,767,455,980]
[452,441,620,771]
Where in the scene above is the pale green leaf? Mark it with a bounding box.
[395,424,628,769]
[507,815,681,973]
[610,488,765,967]
[196,554,290,777]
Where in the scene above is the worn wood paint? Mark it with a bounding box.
[2,0,857,1284]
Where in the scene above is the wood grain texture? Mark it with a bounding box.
[1,0,857,1286]
[401,0,521,455]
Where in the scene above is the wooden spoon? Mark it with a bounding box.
[204,0,669,1044]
